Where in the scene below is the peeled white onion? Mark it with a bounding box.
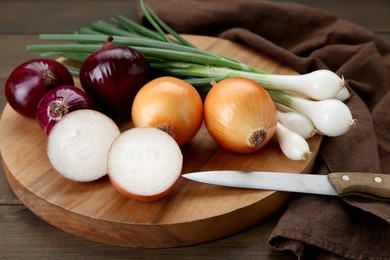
[47,109,121,182]
[107,127,183,202]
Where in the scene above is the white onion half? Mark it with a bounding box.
[47,109,120,182]
[108,127,183,202]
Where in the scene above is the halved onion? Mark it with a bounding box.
[108,127,183,202]
[47,109,120,182]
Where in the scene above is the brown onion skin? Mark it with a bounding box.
[204,77,277,154]
[131,76,204,146]
[5,58,74,118]
[79,38,149,122]
[36,85,96,135]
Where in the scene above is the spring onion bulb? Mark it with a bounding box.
[277,110,317,139]
[334,82,351,101]
[269,90,357,137]
[275,122,311,160]
[245,69,346,101]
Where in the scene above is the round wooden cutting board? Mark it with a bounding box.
[0,35,322,248]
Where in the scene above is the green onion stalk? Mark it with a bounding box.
[25,0,355,138]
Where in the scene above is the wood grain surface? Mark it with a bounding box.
[0,35,323,248]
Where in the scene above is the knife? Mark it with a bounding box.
[182,171,390,201]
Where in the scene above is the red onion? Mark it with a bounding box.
[36,85,95,135]
[79,36,149,122]
[5,58,74,118]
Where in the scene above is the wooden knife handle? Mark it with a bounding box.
[328,172,390,201]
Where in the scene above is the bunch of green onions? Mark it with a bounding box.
[26,0,343,99]
[25,0,356,159]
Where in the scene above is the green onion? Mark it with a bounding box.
[26,41,252,72]
[139,0,175,44]
[113,15,165,41]
[37,34,244,66]
[90,20,137,37]
[25,28,344,100]
[23,0,357,143]
[140,0,195,47]
[78,27,103,35]
[26,44,101,53]
[24,0,349,104]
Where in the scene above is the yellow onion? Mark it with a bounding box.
[131,76,203,146]
[204,77,277,153]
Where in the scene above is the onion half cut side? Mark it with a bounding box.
[47,109,121,182]
[108,127,183,202]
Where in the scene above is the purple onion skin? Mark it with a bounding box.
[79,40,149,122]
[36,85,96,135]
[5,58,74,118]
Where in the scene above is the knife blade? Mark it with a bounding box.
[182,171,390,201]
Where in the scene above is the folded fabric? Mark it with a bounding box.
[141,1,390,259]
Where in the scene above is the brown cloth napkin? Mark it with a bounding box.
[141,0,390,259]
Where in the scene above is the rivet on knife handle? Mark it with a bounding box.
[328,172,390,201]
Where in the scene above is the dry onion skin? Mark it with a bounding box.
[47,109,120,182]
[204,77,277,153]
[107,127,183,202]
[131,76,203,146]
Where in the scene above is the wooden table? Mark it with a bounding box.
[1,0,389,258]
